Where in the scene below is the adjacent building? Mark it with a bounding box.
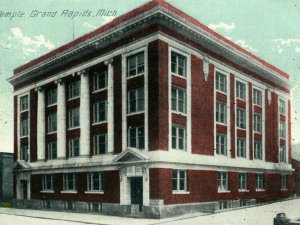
[9,0,293,218]
[0,152,14,201]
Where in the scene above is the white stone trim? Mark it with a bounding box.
[106,59,114,154]
[37,87,46,161]
[278,96,289,163]
[18,92,30,161]
[57,80,67,159]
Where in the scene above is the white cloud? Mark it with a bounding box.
[272,38,300,54]
[295,47,300,53]
[83,22,97,30]
[101,16,115,25]
[235,39,258,52]
[208,22,235,32]
[10,27,55,57]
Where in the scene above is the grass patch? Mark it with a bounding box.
[0,202,12,208]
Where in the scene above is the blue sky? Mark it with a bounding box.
[0,0,299,152]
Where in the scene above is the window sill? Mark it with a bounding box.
[92,88,108,94]
[20,109,29,113]
[41,190,54,193]
[127,73,144,80]
[255,189,265,192]
[171,111,187,116]
[171,148,187,152]
[253,104,262,107]
[238,189,249,193]
[171,73,186,80]
[127,111,144,116]
[236,97,246,101]
[218,190,230,193]
[215,153,229,157]
[68,96,80,101]
[172,191,190,195]
[47,103,57,107]
[85,191,104,194]
[216,122,227,126]
[281,189,288,191]
[216,90,227,95]
[60,191,77,194]
[236,127,246,131]
[92,121,107,126]
[47,131,57,135]
[68,127,80,131]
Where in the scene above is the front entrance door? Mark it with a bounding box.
[130,177,143,212]
[21,180,28,200]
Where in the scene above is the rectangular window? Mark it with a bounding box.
[279,99,286,115]
[127,52,144,77]
[172,170,187,192]
[255,174,264,190]
[69,138,80,157]
[216,134,227,156]
[236,108,246,129]
[69,80,80,99]
[253,113,262,133]
[127,88,144,113]
[281,175,287,190]
[172,125,186,151]
[94,134,107,155]
[236,81,246,100]
[216,101,227,124]
[171,87,186,114]
[128,126,144,149]
[48,112,57,133]
[216,72,227,93]
[42,175,53,191]
[21,118,29,137]
[254,141,263,160]
[253,89,262,106]
[48,141,57,160]
[93,71,107,91]
[171,51,187,77]
[237,138,246,158]
[69,107,80,128]
[93,101,107,123]
[63,173,76,191]
[279,121,286,139]
[238,173,247,190]
[20,95,29,111]
[218,172,229,192]
[48,88,57,105]
[20,145,29,161]
[87,172,104,192]
[279,145,287,163]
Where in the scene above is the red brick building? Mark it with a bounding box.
[9,0,293,218]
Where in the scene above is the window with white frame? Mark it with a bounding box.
[20,118,29,137]
[20,145,29,161]
[42,174,53,191]
[216,134,227,156]
[94,134,107,155]
[215,71,227,93]
[279,145,287,163]
[255,174,264,190]
[236,108,246,129]
[172,125,186,151]
[69,138,80,157]
[93,101,107,123]
[279,121,286,139]
[254,141,263,160]
[128,126,144,149]
[48,112,57,133]
[253,113,262,133]
[216,101,227,124]
[69,107,80,128]
[48,141,57,160]
[237,138,246,158]
[127,88,144,114]
[253,89,262,106]
[63,173,76,191]
[171,51,187,77]
[238,173,247,190]
[172,170,187,192]
[127,52,144,77]
[279,99,286,115]
[87,172,104,192]
[20,95,29,111]
[48,88,57,105]
[218,172,229,192]
[171,86,186,114]
[93,71,107,91]
[236,81,246,100]
[281,175,287,190]
[69,80,80,99]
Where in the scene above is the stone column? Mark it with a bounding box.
[56,79,67,159]
[37,86,45,161]
[105,59,114,153]
[79,69,90,157]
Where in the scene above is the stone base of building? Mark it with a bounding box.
[12,198,256,218]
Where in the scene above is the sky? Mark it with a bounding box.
[0,0,299,153]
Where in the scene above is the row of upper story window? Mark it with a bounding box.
[215,133,287,163]
[172,170,288,193]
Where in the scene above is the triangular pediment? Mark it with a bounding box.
[12,160,31,171]
[113,148,149,164]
